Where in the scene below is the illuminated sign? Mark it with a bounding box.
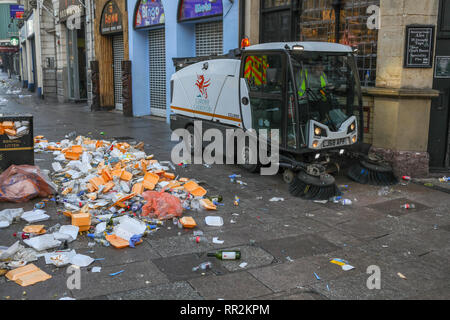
[100,0,123,35]
[135,0,165,29]
[178,0,223,22]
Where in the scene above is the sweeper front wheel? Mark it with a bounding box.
[347,159,398,186]
[289,171,342,201]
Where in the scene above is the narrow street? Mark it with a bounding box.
[1,74,450,301]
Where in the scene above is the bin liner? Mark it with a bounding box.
[0,165,56,203]
[141,190,183,220]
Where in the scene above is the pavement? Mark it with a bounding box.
[1,73,450,300]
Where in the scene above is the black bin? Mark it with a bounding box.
[0,114,34,173]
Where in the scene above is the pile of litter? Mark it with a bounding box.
[32,134,220,246]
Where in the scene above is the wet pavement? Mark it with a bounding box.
[1,74,450,300]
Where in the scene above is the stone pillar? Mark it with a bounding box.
[371,0,440,177]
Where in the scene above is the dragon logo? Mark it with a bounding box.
[195,74,211,99]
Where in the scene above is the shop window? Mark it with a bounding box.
[299,0,379,87]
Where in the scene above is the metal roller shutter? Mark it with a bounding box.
[195,21,223,57]
[148,28,166,117]
[112,34,124,111]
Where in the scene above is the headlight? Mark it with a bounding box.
[312,140,320,148]
[314,125,328,137]
[347,121,356,134]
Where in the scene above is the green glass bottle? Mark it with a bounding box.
[207,195,223,203]
[207,250,241,260]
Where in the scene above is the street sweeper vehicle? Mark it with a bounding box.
[170,42,398,200]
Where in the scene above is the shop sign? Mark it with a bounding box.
[10,5,24,19]
[404,25,435,68]
[135,0,165,29]
[100,0,123,35]
[59,0,84,22]
[178,0,223,22]
[10,37,19,46]
[435,56,450,79]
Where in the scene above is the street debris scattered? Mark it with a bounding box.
[397,272,407,280]
[330,258,355,271]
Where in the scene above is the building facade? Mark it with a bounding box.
[242,0,449,174]
[127,0,240,119]
[0,1,21,78]
[17,0,95,103]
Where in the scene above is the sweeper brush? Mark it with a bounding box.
[289,171,342,200]
[347,159,398,186]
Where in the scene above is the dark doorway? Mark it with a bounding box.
[428,0,450,169]
[260,0,300,43]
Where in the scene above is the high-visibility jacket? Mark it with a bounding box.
[298,70,328,100]
[244,56,268,86]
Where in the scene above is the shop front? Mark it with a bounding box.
[59,0,87,101]
[93,0,129,112]
[134,0,167,117]
[128,0,239,120]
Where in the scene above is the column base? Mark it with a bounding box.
[371,147,429,178]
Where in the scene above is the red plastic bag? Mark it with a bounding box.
[0,165,56,203]
[141,190,183,220]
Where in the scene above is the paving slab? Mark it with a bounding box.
[152,252,229,282]
[368,197,431,217]
[188,271,273,300]
[107,281,204,300]
[309,273,404,300]
[70,260,169,299]
[256,234,341,261]
[248,255,345,292]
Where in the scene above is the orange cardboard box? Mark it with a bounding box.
[183,181,207,197]
[89,176,105,189]
[65,151,81,161]
[144,172,159,185]
[4,128,17,136]
[71,145,83,153]
[200,198,217,210]
[6,264,51,287]
[23,225,46,235]
[120,170,133,181]
[163,172,176,180]
[103,181,115,193]
[101,169,113,182]
[78,225,91,232]
[2,121,14,129]
[143,180,155,190]
[132,183,144,195]
[105,234,130,249]
[180,216,197,228]
[72,212,91,227]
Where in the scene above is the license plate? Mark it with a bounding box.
[322,138,346,148]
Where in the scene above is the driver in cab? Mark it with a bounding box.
[297,63,329,102]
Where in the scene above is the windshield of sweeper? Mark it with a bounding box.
[291,52,361,132]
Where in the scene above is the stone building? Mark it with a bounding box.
[241,0,449,175]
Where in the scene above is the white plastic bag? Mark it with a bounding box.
[24,234,62,251]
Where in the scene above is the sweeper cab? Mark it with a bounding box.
[170,42,398,200]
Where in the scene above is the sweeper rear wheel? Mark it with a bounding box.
[289,171,342,201]
[347,158,398,186]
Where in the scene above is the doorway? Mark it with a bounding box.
[428,0,450,169]
[67,23,87,101]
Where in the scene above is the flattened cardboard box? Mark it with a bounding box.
[0,114,34,172]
